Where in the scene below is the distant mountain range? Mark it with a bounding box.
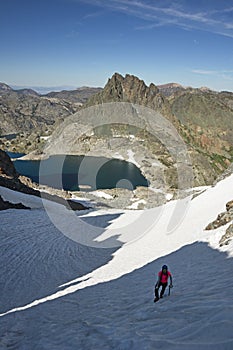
[0,83,102,135]
[3,81,222,98]
[10,85,79,95]
[0,82,102,99]
[157,83,214,97]
[45,86,103,103]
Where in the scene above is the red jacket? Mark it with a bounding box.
[158,270,171,283]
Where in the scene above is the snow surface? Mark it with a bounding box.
[90,191,114,200]
[126,199,147,209]
[126,150,140,168]
[0,174,233,349]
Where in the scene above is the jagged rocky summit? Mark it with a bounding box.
[86,72,177,126]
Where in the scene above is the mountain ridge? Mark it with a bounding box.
[83,73,233,186]
[1,73,233,188]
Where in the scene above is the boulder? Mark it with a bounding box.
[219,224,233,246]
[0,149,18,178]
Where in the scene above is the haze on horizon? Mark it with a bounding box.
[1,0,233,92]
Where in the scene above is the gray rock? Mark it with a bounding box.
[219,224,233,246]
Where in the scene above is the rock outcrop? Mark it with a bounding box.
[205,204,233,230]
[219,224,233,247]
[205,198,233,247]
[0,149,18,178]
[0,195,30,210]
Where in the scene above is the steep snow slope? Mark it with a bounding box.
[0,174,233,349]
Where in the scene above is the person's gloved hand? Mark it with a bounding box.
[169,284,173,288]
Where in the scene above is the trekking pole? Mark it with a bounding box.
[168,285,171,296]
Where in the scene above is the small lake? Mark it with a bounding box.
[0,133,19,140]
[14,155,149,191]
[7,151,25,159]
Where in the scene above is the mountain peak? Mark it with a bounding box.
[16,88,39,96]
[0,82,13,92]
[157,83,186,97]
[96,72,160,103]
[199,86,212,92]
[109,72,124,82]
[85,72,178,126]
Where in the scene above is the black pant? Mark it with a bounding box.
[155,282,167,298]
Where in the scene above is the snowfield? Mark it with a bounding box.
[0,174,233,349]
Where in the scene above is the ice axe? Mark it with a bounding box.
[168,285,173,296]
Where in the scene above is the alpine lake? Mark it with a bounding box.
[13,154,149,192]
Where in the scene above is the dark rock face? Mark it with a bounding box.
[0,149,18,178]
[0,148,31,210]
[0,195,30,210]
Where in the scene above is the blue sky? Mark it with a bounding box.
[1,0,233,91]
